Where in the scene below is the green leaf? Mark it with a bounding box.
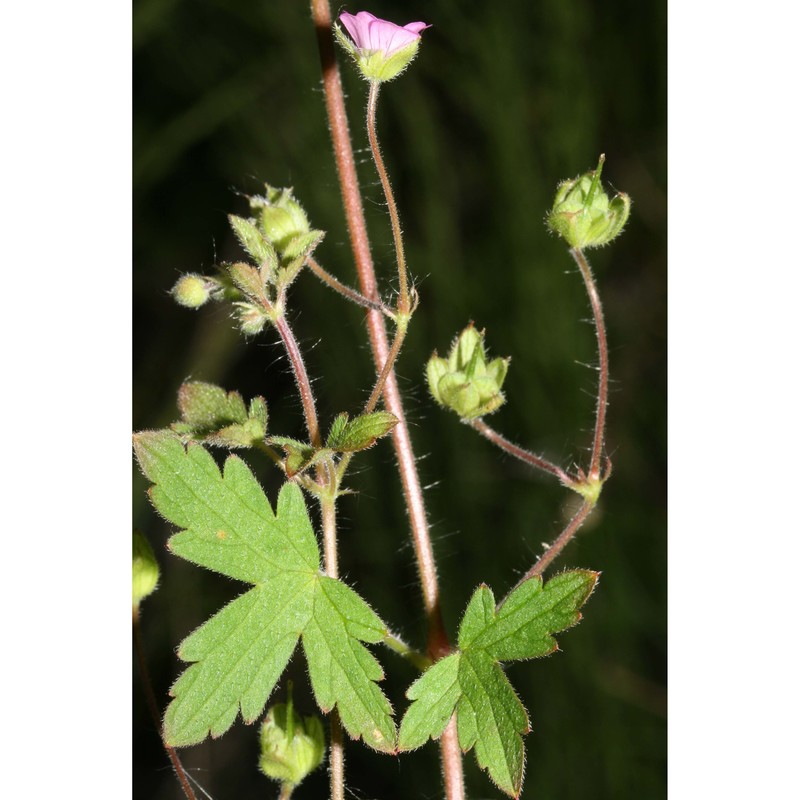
[228,261,264,300]
[133,431,396,751]
[229,214,279,279]
[282,230,325,263]
[326,411,399,452]
[398,573,597,797]
[172,382,267,448]
[176,382,247,430]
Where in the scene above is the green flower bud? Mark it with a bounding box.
[172,274,213,308]
[132,530,159,609]
[250,185,311,255]
[427,324,510,419]
[547,155,631,249]
[259,688,325,790]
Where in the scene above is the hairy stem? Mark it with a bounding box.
[305,254,392,317]
[503,499,595,606]
[383,630,433,671]
[310,3,460,793]
[571,247,609,480]
[468,417,574,485]
[441,719,466,800]
[133,608,198,800]
[362,317,408,415]
[310,0,448,657]
[273,312,322,449]
[320,494,345,800]
[366,80,410,314]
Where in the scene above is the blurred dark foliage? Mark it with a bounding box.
[134,0,665,797]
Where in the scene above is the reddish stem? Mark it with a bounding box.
[310,1,460,794]
[309,0,449,660]
[571,247,609,480]
[468,417,574,485]
[366,80,410,314]
[273,312,322,449]
[133,609,198,800]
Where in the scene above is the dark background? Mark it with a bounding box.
[133,1,666,797]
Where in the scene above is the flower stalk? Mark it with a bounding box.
[366,80,411,315]
[467,417,575,486]
[571,247,609,480]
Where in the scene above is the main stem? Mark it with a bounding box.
[310,0,448,660]
[310,3,463,797]
[571,247,609,479]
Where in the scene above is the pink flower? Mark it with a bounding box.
[335,11,430,82]
[339,11,429,57]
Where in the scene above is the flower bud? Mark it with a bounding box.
[259,690,325,790]
[172,274,213,308]
[251,186,311,254]
[427,324,509,419]
[132,530,159,609]
[547,155,631,249]
[335,11,430,83]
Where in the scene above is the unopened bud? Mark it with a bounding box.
[547,155,631,249]
[259,686,325,790]
[253,186,311,254]
[172,274,213,308]
[132,530,159,609]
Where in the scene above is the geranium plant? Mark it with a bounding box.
[133,5,636,799]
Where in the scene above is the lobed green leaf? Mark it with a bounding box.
[172,382,267,448]
[398,571,598,796]
[133,432,396,749]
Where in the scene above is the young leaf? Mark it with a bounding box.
[133,431,396,751]
[326,411,399,452]
[228,214,279,280]
[228,261,264,300]
[176,382,248,430]
[172,382,268,448]
[398,572,598,797]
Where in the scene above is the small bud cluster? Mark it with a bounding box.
[427,325,509,419]
[547,155,631,250]
[170,185,324,336]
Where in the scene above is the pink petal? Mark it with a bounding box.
[339,11,429,55]
[340,11,378,50]
[403,22,431,35]
[369,19,419,55]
